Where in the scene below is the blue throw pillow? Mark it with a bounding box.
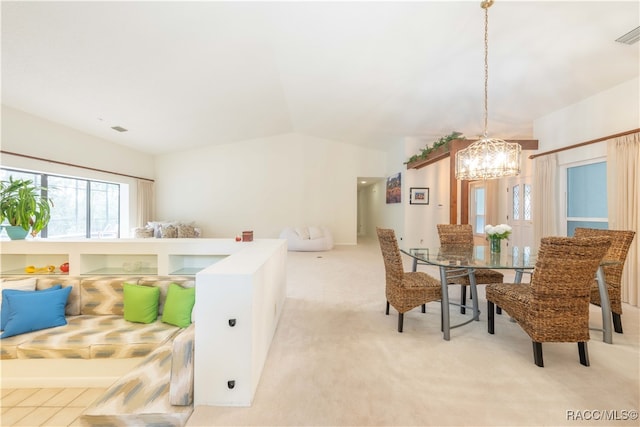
[1,285,62,330]
[0,286,72,339]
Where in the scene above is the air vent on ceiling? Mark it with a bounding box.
[615,26,640,45]
[111,126,128,133]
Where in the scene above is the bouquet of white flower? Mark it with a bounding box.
[485,224,512,240]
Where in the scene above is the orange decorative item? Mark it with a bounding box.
[60,262,69,273]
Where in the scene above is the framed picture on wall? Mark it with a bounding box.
[409,187,429,205]
[386,172,401,204]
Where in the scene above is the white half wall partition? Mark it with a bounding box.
[194,238,287,407]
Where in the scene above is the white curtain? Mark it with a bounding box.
[485,179,499,227]
[136,179,155,228]
[533,154,558,249]
[607,132,639,307]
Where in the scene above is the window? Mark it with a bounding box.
[512,184,520,220]
[566,161,607,236]
[1,168,120,238]
[511,183,532,222]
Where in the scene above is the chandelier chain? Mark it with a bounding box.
[483,5,489,137]
[454,0,521,181]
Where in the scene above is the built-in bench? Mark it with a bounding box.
[0,275,195,426]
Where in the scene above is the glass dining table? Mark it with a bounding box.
[401,245,615,343]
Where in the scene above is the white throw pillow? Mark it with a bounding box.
[0,278,38,322]
[1,278,37,304]
[308,226,324,240]
[295,227,311,240]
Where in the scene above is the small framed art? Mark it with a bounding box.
[386,172,401,204]
[409,187,429,205]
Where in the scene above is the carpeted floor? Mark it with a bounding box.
[187,238,640,426]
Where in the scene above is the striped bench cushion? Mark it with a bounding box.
[1,315,180,359]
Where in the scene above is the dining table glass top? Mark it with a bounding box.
[404,245,537,270]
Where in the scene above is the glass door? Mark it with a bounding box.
[507,177,534,248]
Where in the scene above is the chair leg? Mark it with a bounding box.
[487,301,494,334]
[386,301,390,315]
[398,313,404,333]
[496,306,502,315]
[422,304,426,313]
[532,342,544,367]
[460,285,467,314]
[578,342,590,366]
[613,313,623,333]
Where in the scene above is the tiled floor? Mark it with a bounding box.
[1,387,106,427]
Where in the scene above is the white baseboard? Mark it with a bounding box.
[1,358,141,388]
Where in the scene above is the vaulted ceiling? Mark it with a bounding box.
[2,1,638,155]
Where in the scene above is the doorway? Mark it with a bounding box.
[357,177,384,238]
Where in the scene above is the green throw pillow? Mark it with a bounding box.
[162,283,195,328]
[123,283,160,324]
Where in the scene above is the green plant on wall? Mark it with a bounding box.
[0,177,53,237]
[405,131,465,164]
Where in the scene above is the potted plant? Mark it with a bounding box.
[0,177,53,239]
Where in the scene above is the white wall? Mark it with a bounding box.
[534,77,639,160]
[532,76,639,232]
[154,133,386,244]
[400,137,451,249]
[0,106,155,234]
[375,139,408,241]
[1,106,155,179]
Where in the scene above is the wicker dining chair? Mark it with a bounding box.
[486,236,611,367]
[573,227,636,333]
[436,224,504,314]
[376,227,442,332]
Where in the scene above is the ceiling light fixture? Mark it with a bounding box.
[455,0,521,181]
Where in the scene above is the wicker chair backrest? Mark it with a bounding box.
[376,228,405,286]
[436,224,474,246]
[573,228,635,287]
[531,236,611,299]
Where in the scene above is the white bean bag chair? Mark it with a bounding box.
[279,226,334,252]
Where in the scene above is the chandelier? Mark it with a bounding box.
[455,0,521,180]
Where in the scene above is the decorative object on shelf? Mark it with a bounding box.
[405,131,465,165]
[386,172,401,204]
[409,187,430,205]
[0,177,53,239]
[485,223,512,253]
[235,235,242,242]
[242,231,254,242]
[455,0,521,181]
[60,262,70,273]
[24,265,56,274]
